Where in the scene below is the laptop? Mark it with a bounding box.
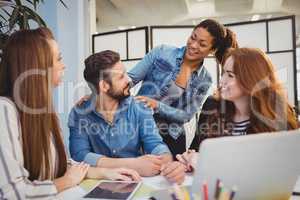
[191,129,300,200]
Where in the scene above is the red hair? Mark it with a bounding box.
[225,48,298,132]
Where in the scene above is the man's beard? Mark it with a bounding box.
[107,85,130,100]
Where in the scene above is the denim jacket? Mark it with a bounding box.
[128,45,212,139]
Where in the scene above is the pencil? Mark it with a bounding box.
[168,187,177,200]
[202,181,209,200]
[171,192,178,200]
[182,187,191,200]
[292,192,300,196]
[229,186,237,200]
[216,182,223,200]
[217,186,224,200]
[218,189,230,200]
[214,179,221,198]
[173,184,184,200]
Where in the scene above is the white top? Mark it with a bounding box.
[0,97,59,199]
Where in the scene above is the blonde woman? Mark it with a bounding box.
[0,28,140,199]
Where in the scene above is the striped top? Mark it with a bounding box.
[0,97,59,200]
[232,119,251,136]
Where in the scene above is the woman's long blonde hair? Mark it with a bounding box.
[0,28,67,180]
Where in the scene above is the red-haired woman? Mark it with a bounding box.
[177,48,299,170]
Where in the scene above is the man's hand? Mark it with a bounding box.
[160,153,173,164]
[160,161,186,184]
[134,155,163,176]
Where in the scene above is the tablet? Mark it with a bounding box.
[83,181,141,200]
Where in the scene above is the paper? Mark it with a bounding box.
[142,174,193,190]
[57,186,86,200]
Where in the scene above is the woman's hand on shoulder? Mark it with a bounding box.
[135,96,158,110]
[76,95,91,106]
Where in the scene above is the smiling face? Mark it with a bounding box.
[49,39,65,87]
[220,56,246,102]
[185,27,214,62]
[105,61,131,100]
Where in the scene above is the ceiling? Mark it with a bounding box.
[95,0,300,45]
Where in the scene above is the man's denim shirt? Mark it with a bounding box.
[68,96,170,166]
[128,45,212,139]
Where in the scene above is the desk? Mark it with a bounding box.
[58,175,300,200]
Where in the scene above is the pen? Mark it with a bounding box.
[181,155,192,171]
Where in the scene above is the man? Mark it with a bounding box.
[69,50,185,183]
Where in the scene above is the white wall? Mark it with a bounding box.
[38,0,91,154]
